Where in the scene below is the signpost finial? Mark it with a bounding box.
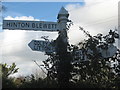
[57,7,69,31]
[57,7,69,19]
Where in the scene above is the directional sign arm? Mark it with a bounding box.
[3,20,59,31]
[28,40,55,53]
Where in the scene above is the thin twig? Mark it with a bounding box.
[33,60,47,75]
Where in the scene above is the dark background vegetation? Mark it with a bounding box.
[1,29,120,89]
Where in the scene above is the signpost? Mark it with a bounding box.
[73,49,88,61]
[3,20,59,31]
[2,6,119,88]
[99,44,117,58]
[28,40,55,53]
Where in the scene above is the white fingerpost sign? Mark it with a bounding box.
[28,40,55,53]
[3,20,59,31]
[99,44,117,58]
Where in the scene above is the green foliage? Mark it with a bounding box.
[42,29,120,88]
[2,63,19,78]
[18,74,58,88]
[1,63,19,88]
[70,29,120,88]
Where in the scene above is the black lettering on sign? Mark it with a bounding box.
[35,23,41,28]
[18,22,21,27]
[35,45,42,51]
[48,24,51,29]
[35,23,39,28]
[40,41,44,47]
[34,45,37,50]
[13,22,17,27]
[43,24,47,29]
[51,24,54,29]
[42,41,46,48]
[25,23,30,28]
[34,40,37,45]
[34,41,37,50]
[32,23,35,28]
[6,23,11,27]
[21,23,25,27]
[38,41,41,46]
[34,41,39,50]
[39,23,42,28]
[36,41,39,45]
[54,24,57,28]
[52,24,57,29]
[33,40,45,51]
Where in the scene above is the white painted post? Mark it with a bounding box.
[56,7,72,88]
[57,7,69,45]
[57,7,69,31]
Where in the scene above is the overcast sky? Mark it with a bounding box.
[0,0,119,77]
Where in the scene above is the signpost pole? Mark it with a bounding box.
[56,7,72,88]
